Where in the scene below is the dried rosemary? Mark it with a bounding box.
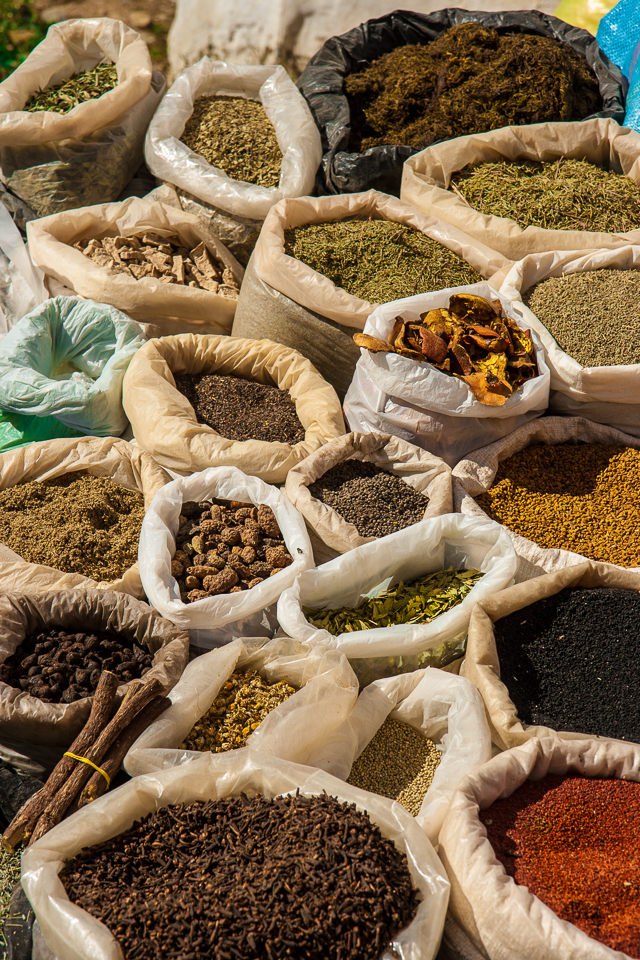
[24,63,118,113]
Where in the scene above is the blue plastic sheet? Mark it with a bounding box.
[597,0,640,132]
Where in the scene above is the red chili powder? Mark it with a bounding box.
[480,775,640,957]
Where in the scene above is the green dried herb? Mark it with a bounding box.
[0,847,21,938]
[284,219,483,303]
[24,62,118,113]
[304,567,483,634]
[451,158,640,233]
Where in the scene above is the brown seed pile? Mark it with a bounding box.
[174,498,293,603]
[0,473,145,581]
[174,373,306,444]
[0,628,153,704]
[74,233,240,298]
[476,443,640,567]
[179,670,296,752]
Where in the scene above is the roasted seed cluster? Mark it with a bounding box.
[179,670,296,752]
[174,498,293,603]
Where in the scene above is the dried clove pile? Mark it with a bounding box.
[60,793,420,960]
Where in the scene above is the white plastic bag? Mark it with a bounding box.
[139,466,314,648]
[144,58,322,222]
[0,203,46,339]
[124,635,358,776]
[22,752,450,960]
[343,283,550,468]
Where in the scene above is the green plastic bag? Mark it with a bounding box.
[554,0,618,34]
[0,411,82,453]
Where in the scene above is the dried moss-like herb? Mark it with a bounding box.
[24,63,118,113]
[180,95,281,188]
[284,219,482,302]
[0,847,21,935]
[451,158,640,233]
[345,24,601,151]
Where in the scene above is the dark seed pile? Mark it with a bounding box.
[61,793,420,960]
[308,459,428,538]
[174,373,305,444]
[0,628,153,704]
[494,587,640,741]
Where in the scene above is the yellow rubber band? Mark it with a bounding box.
[64,752,111,788]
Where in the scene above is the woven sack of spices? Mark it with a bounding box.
[122,334,345,483]
[124,635,358,777]
[401,118,640,261]
[231,190,509,400]
[343,282,550,468]
[0,19,165,218]
[276,513,517,688]
[285,431,452,559]
[23,752,449,960]
[453,415,640,577]
[499,246,640,437]
[438,736,640,960]
[138,466,313,647]
[26,198,244,340]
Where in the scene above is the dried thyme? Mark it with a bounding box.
[0,848,21,935]
[284,219,483,303]
[180,95,282,187]
[451,158,640,233]
[24,62,118,113]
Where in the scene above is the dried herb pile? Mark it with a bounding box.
[61,794,420,960]
[24,63,118,113]
[355,293,539,406]
[180,95,282,187]
[284,219,482,303]
[305,567,482,634]
[452,158,640,233]
[0,473,145,581]
[0,848,20,935]
[344,24,601,152]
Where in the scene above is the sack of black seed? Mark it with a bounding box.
[123,333,346,484]
[285,431,452,559]
[22,752,449,960]
[0,19,165,217]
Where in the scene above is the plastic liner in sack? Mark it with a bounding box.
[343,282,550,469]
[438,736,640,960]
[276,513,517,688]
[0,296,144,438]
[231,190,510,401]
[296,8,627,198]
[499,246,640,436]
[138,466,314,648]
[0,201,46,340]
[0,19,165,218]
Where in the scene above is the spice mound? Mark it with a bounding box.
[174,372,305,444]
[451,158,640,234]
[74,233,240,297]
[0,472,145,581]
[173,498,293,603]
[24,63,118,113]
[285,219,482,304]
[180,95,282,188]
[179,669,296,752]
[305,567,482,634]
[494,587,640,741]
[523,269,640,368]
[61,793,420,960]
[0,628,153,704]
[348,717,441,816]
[308,458,428,538]
[481,775,640,956]
[476,442,640,567]
[345,24,600,152]
[354,293,539,406]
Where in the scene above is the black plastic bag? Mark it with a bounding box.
[298,8,628,196]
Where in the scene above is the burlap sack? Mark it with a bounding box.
[285,431,452,556]
[122,334,346,483]
[500,246,640,436]
[0,436,170,599]
[401,118,640,260]
[453,416,640,578]
[438,736,640,960]
[27,198,244,339]
[0,589,188,748]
